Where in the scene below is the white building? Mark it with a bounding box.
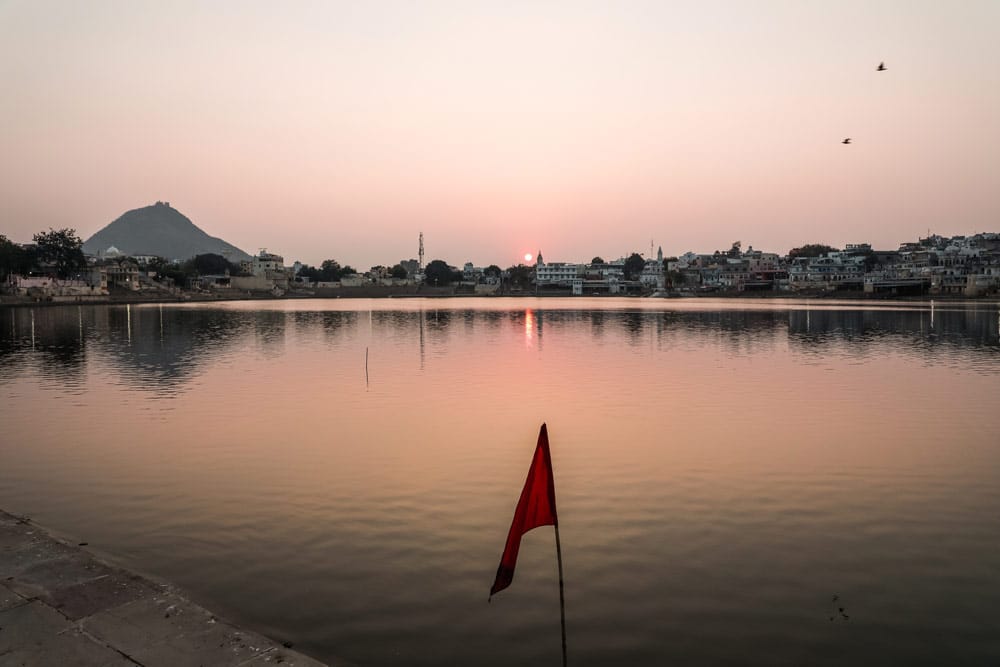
[235,249,289,290]
[788,252,865,289]
[639,246,665,287]
[535,252,584,285]
[462,262,485,282]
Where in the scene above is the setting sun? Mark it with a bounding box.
[524,253,533,262]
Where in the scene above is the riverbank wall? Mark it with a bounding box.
[2,288,998,310]
[0,509,342,666]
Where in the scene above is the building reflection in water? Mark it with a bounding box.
[1,301,997,399]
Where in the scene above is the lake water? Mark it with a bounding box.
[1,298,999,665]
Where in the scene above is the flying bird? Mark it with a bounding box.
[877,62,886,71]
[842,138,852,144]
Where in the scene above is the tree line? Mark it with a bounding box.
[295,259,362,283]
[0,228,249,287]
[2,228,857,289]
[0,229,87,280]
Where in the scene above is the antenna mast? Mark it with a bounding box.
[418,232,425,270]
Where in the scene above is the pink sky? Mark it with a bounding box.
[2,1,998,269]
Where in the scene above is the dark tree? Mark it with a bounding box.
[144,256,180,282]
[159,264,191,288]
[313,260,357,280]
[591,256,605,265]
[145,256,168,274]
[624,253,645,281]
[295,264,321,282]
[483,264,502,278]
[505,264,534,289]
[0,235,32,280]
[424,259,457,285]
[319,259,343,281]
[390,264,408,279]
[32,228,86,278]
[788,244,839,259]
[190,253,236,275]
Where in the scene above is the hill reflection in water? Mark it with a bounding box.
[2,300,997,394]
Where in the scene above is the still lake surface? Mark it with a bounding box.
[1,297,999,665]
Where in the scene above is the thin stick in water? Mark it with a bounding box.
[555,522,568,667]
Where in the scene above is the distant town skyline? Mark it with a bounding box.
[2,1,999,269]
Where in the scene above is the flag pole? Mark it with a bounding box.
[554,521,567,667]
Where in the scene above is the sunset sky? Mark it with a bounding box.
[2,1,998,269]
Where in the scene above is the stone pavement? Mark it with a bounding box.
[0,510,344,667]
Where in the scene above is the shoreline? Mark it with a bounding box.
[0,509,341,666]
[2,289,998,310]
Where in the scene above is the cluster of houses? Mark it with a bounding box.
[196,251,297,293]
[2,246,420,302]
[5,232,1000,302]
[533,249,663,295]
[3,245,150,300]
[532,233,1000,297]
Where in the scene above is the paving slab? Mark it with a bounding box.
[242,647,332,666]
[0,510,335,666]
[0,582,28,612]
[6,553,114,602]
[83,592,335,667]
[82,592,220,651]
[42,568,160,621]
[0,533,79,580]
[0,600,73,654]
[0,625,136,667]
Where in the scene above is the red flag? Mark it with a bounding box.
[490,423,558,598]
